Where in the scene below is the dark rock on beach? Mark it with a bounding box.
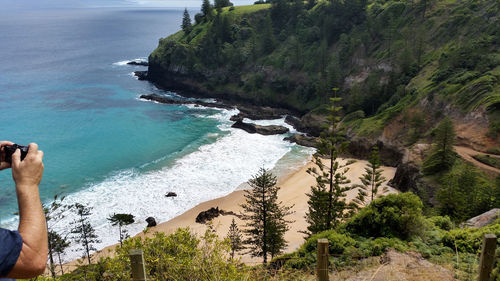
[389,162,421,192]
[196,207,224,224]
[284,134,318,148]
[134,71,149,80]
[146,217,157,227]
[195,207,240,224]
[165,192,177,198]
[127,61,149,66]
[389,161,438,207]
[232,120,289,135]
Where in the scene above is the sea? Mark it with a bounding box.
[0,7,314,260]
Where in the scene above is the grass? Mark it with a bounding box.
[486,147,500,155]
[222,4,271,16]
[472,154,500,169]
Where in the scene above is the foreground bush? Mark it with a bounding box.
[345,193,425,240]
[441,219,500,253]
[46,228,247,281]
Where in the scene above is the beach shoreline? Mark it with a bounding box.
[62,156,397,271]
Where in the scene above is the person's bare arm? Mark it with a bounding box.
[5,143,47,278]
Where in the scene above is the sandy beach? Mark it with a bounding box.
[82,157,397,266]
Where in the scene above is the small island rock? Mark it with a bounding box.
[127,61,149,66]
[165,192,177,198]
[134,71,148,80]
[146,217,157,227]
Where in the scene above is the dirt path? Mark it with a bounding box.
[454,146,500,175]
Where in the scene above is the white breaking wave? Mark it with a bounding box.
[49,107,311,262]
[112,57,148,66]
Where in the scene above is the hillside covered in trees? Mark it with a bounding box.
[147,0,500,151]
[38,0,500,280]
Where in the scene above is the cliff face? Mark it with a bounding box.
[147,1,500,152]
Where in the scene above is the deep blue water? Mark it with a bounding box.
[0,7,313,257]
[0,8,218,218]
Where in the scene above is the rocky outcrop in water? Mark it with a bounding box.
[232,120,289,135]
[165,192,177,198]
[146,217,157,227]
[235,105,288,120]
[134,71,148,80]
[284,134,318,148]
[140,94,233,110]
[127,61,149,66]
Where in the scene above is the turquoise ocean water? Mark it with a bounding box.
[0,7,313,260]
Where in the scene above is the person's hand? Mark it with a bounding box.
[12,143,44,191]
[0,140,14,170]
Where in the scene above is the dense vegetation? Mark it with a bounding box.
[33,193,500,281]
[33,0,500,279]
[277,193,500,281]
[150,0,500,138]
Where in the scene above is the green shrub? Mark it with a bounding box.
[299,230,356,256]
[473,154,500,169]
[345,193,426,240]
[349,237,409,257]
[53,228,248,281]
[487,147,500,155]
[442,220,500,253]
[428,216,454,231]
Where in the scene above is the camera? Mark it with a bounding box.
[3,144,29,164]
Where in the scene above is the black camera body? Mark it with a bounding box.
[3,144,29,164]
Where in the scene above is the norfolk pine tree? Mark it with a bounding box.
[240,168,293,264]
[305,88,355,235]
[226,218,244,260]
[44,195,70,279]
[201,0,214,21]
[71,203,100,265]
[422,117,456,175]
[107,213,135,246]
[181,8,192,34]
[48,231,70,275]
[354,146,387,207]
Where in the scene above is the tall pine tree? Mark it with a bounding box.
[70,203,100,265]
[44,195,70,279]
[422,117,456,175]
[240,168,293,264]
[181,8,192,34]
[226,218,244,260]
[201,0,214,21]
[48,231,70,275]
[305,89,355,235]
[354,146,387,207]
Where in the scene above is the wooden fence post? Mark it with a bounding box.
[317,238,329,281]
[129,249,147,281]
[477,234,497,281]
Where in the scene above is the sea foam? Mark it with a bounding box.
[112,57,148,66]
[49,107,311,262]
